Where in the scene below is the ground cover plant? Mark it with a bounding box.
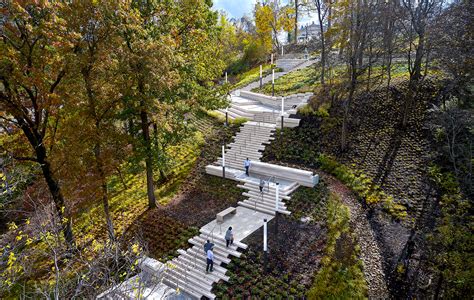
[230,64,274,90]
[213,215,327,298]
[252,62,437,97]
[307,193,367,298]
[286,181,330,223]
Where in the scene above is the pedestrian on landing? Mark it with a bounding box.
[204,240,214,254]
[259,178,265,193]
[206,247,214,273]
[225,226,234,247]
[244,158,250,176]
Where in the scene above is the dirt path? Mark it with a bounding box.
[322,172,389,299]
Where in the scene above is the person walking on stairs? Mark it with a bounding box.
[204,240,214,254]
[259,178,265,193]
[244,158,250,176]
[225,226,234,247]
[206,247,214,273]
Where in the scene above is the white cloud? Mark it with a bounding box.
[212,0,254,19]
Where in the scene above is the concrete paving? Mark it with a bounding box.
[200,206,274,243]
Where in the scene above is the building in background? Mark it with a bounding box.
[297,21,321,43]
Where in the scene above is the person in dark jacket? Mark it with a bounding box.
[225,226,234,247]
[204,240,214,254]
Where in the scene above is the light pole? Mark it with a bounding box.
[281,96,285,131]
[222,144,226,178]
[259,64,263,89]
[225,71,228,83]
[275,182,279,235]
[272,69,275,96]
[263,218,268,273]
[271,53,273,65]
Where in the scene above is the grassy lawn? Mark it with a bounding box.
[253,66,320,96]
[74,131,206,243]
[231,63,274,90]
[252,62,439,97]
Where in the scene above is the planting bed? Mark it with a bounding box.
[287,181,329,223]
[213,215,327,298]
[127,213,199,261]
[320,81,437,221]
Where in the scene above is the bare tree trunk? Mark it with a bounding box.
[83,67,116,242]
[367,43,373,92]
[294,0,299,44]
[36,146,76,249]
[94,143,115,242]
[139,102,157,209]
[315,0,326,85]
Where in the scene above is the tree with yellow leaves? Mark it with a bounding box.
[254,1,295,52]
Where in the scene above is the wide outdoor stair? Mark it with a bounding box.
[276,58,308,71]
[214,121,276,171]
[161,230,248,299]
[234,180,294,215]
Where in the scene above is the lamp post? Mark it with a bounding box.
[225,71,228,83]
[272,69,275,96]
[263,218,268,273]
[281,45,284,56]
[275,182,279,235]
[222,144,225,178]
[271,53,273,65]
[259,64,263,89]
[281,96,285,131]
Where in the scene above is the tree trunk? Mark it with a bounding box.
[83,66,116,242]
[140,104,157,209]
[411,28,425,82]
[36,146,76,249]
[94,142,115,242]
[316,0,326,85]
[294,0,299,44]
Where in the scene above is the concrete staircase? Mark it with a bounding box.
[236,179,299,216]
[161,231,248,300]
[216,122,276,170]
[276,58,308,71]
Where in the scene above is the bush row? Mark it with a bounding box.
[319,154,407,220]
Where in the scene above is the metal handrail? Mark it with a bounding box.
[183,223,219,290]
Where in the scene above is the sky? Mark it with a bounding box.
[212,0,316,26]
[212,0,255,19]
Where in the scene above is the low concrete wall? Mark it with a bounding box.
[250,161,318,187]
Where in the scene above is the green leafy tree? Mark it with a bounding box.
[0,2,76,249]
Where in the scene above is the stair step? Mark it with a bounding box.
[176,250,229,280]
[191,236,242,257]
[238,201,276,216]
[237,185,291,199]
[171,256,226,282]
[169,258,218,285]
[165,267,213,292]
[242,199,287,212]
[162,276,216,300]
[245,190,291,201]
[199,229,248,250]
[187,246,231,265]
[243,193,287,208]
[186,246,230,265]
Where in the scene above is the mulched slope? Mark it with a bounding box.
[321,81,439,221]
[213,215,327,299]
